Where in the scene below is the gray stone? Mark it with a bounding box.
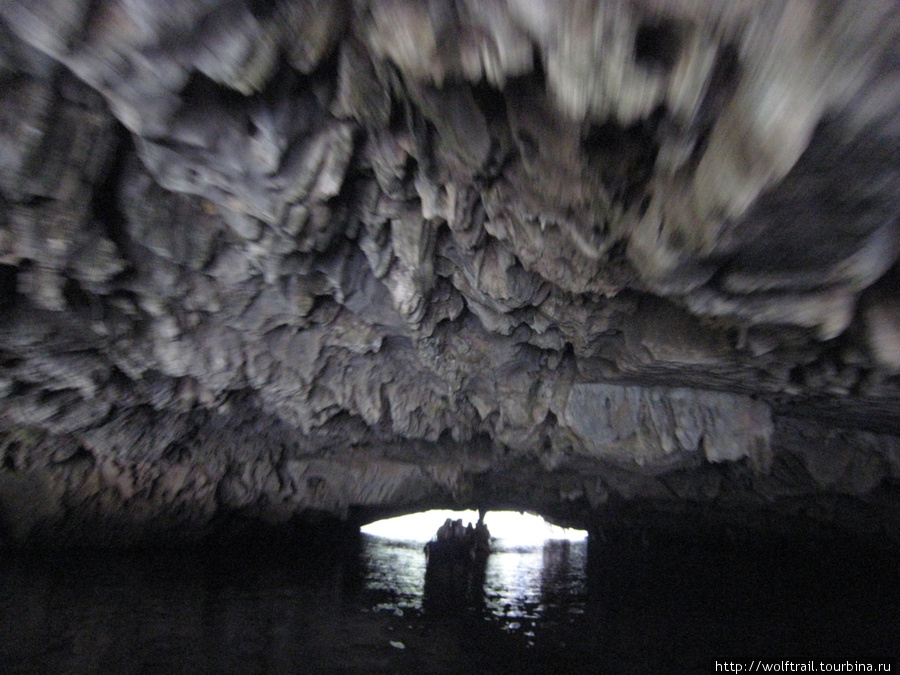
[0,0,898,545]
[562,383,773,469]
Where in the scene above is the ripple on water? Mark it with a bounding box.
[360,534,589,632]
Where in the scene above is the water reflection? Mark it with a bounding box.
[360,533,588,635]
[361,538,427,611]
[483,540,586,625]
[0,531,896,673]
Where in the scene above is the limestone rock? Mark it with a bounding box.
[563,383,773,469]
[0,0,899,545]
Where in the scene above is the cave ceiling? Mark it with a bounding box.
[0,0,899,544]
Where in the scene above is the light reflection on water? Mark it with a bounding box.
[2,531,895,672]
[360,534,587,633]
[485,541,586,622]
[361,537,427,611]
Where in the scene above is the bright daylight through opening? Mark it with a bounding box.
[361,510,587,545]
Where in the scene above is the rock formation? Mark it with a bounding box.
[0,0,899,545]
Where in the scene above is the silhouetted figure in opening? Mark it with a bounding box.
[423,514,492,613]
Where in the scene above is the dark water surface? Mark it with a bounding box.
[0,532,897,673]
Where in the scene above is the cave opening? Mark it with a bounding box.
[360,509,588,544]
[1,0,899,670]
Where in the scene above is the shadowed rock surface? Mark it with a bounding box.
[0,0,899,546]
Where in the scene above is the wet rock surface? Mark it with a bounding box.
[0,0,899,544]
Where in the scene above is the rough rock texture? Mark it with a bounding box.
[0,0,899,545]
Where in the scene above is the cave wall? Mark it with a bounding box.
[0,0,899,545]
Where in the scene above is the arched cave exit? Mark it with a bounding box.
[360,509,588,544]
